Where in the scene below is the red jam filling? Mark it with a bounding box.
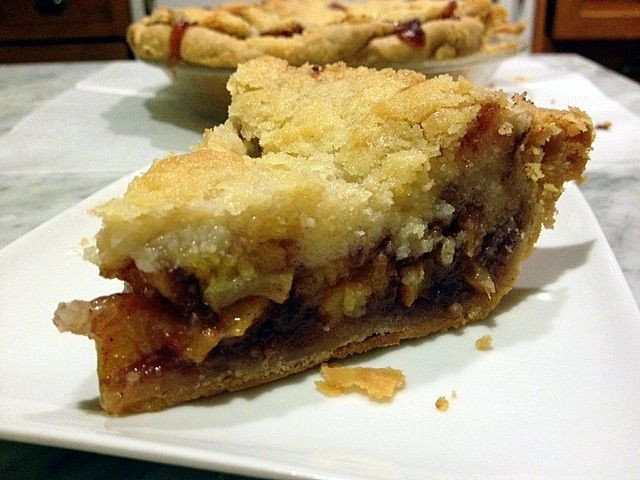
[393,19,426,48]
[169,21,194,63]
[265,25,303,37]
[440,1,458,20]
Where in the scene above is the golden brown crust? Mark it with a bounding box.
[127,0,520,68]
[352,17,485,64]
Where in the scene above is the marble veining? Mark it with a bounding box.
[0,62,104,136]
[579,167,640,303]
[0,172,122,247]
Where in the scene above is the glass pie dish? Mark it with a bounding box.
[147,42,526,119]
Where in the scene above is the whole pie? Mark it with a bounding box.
[127,0,522,68]
[54,57,593,414]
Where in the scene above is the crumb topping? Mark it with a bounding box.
[92,57,535,312]
[91,58,592,318]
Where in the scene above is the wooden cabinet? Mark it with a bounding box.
[552,0,640,40]
[0,0,131,63]
[533,0,640,79]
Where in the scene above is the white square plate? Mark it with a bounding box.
[1,178,639,479]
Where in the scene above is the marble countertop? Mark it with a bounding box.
[1,54,639,478]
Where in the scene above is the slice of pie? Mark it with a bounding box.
[127,0,521,69]
[54,57,593,414]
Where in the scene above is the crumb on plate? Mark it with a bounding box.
[315,363,405,400]
[451,390,458,399]
[475,334,493,350]
[435,396,449,411]
[595,121,612,130]
[513,75,533,83]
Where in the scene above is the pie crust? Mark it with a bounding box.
[127,0,523,68]
[54,58,593,414]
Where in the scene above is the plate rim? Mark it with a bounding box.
[1,177,639,479]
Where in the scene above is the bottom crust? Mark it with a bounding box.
[101,295,495,414]
[56,253,518,414]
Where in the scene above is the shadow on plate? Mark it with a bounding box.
[144,87,228,130]
[517,240,594,289]
[99,90,218,154]
[76,397,103,413]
